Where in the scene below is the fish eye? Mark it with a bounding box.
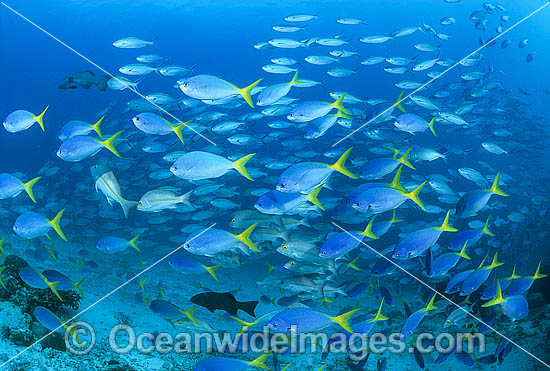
[282,244,288,250]
[408,252,413,257]
[279,184,285,188]
[290,261,295,265]
[231,218,236,223]
[321,251,327,256]
[257,203,262,207]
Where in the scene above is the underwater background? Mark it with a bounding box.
[1,0,550,370]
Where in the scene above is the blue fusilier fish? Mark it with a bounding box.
[392,210,458,259]
[254,184,324,214]
[359,148,415,179]
[480,266,519,300]
[482,281,529,321]
[13,209,67,241]
[149,299,198,328]
[19,267,64,301]
[268,307,360,333]
[318,218,379,259]
[287,93,350,123]
[33,306,82,344]
[170,151,255,181]
[0,173,41,203]
[3,106,49,133]
[57,131,122,162]
[394,113,436,136]
[505,262,547,296]
[256,71,303,106]
[276,147,357,194]
[131,113,190,144]
[400,294,438,339]
[184,224,258,256]
[178,74,262,108]
[168,254,222,282]
[365,91,406,125]
[445,269,474,294]
[192,353,270,371]
[370,210,404,237]
[455,172,508,217]
[448,216,494,251]
[96,235,141,253]
[304,109,352,139]
[58,116,104,141]
[351,167,426,215]
[428,241,471,277]
[42,269,85,297]
[460,252,503,296]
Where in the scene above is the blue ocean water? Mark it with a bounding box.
[1,0,550,370]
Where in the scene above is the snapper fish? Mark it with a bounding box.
[132,113,189,144]
[183,224,259,256]
[57,132,122,162]
[90,165,137,219]
[137,189,193,212]
[113,37,155,48]
[13,209,67,241]
[58,116,104,141]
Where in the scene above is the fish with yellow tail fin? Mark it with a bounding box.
[178,74,262,108]
[505,261,547,296]
[58,115,105,141]
[57,131,123,162]
[132,113,190,144]
[13,209,67,241]
[34,306,82,344]
[268,307,360,333]
[255,183,325,214]
[184,223,259,256]
[90,164,138,219]
[287,93,350,123]
[276,147,357,194]
[460,252,504,296]
[192,352,271,371]
[171,151,255,181]
[400,293,438,339]
[3,106,49,133]
[456,172,509,218]
[0,174,41,203]
[482,281,528,321]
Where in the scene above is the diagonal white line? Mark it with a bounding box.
[332,221,550,368]
[332,1,550,147]
[0,1,216,146]
[0,224,217,368]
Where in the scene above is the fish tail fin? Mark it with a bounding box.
[33,105,49,131]
[0,266,6,289]
[387,165,406,192]
[333,109,352,120]
[232,153,256,181]
[401,181,427,210]
[169,119,191,144]
[386,146,400,158]
[482,281,507,307]
[358,217,379,239]
[330,308,360,333]
[531,261,547,280]
[46,280,63,301]
[237,78,263,108]
[422,293,438,312]
[329,93,351,114]
[0,238,6,259]
[457,241,471,260]
[66,324,83,345]
[47,209,67,241]
[394,91,406,113]
[247,353,271,370]
[288,71,301,85]
[345,256,361,271]
[128,234,141,252]
[179,306,199,324]
[506,265,521,280]
[482,216,495,236]
[73,277,85,297]
[487,252,504,269]
[202,264,222,282]
[387,209,404,223]
[396,147,415,170]
[22,176,41,203]
[367,298,389,323]
[489,172,509,196]
[234,223,259,252]
[231,316,258,334]
[120,199,138,219]
[91,115,105,138]
[306,184,325,210]
[329,147,357,178]
[179,189,194,208]
[240,300,259,317]
[98,131,123,157]
[427,117,437,137]
[435,210,458,232]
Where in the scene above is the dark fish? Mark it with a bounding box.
[190,291,258,317]
[377,356,387,371]
[378,286,393,305]
[455,352,475,367]
[345,352,370,370]
[59,70,110,91]
[476,354,497,365]
[347,282,369,298]
[413,345,425,369]
[434,347,456,363]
